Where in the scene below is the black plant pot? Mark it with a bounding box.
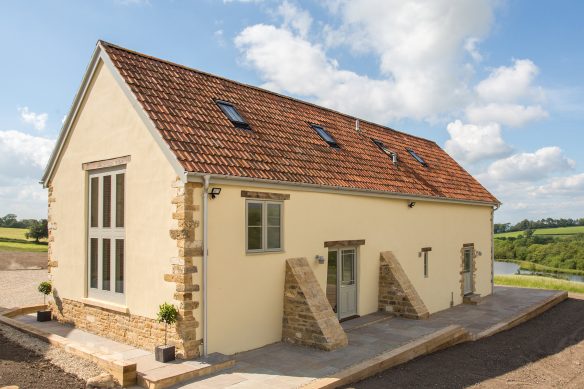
[155,345,175,363]
[37,310,52,322]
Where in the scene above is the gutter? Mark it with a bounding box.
[186,172,501,208]
[202,175,210,357]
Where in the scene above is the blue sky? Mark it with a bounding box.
[1,0,583,223]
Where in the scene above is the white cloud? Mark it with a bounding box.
[485,147,575,182]
[464,37,483,62]
[18,107,48,131]
[277,1,312,38]
[536,173,584,196]
[465,103,548,127]
[0,130,54,170]
[475,59,543,103]
[444,120,512,164]
[214,29,226,47]
[0,130,55,219]
[236,24,400,123]
[236,0,496,122]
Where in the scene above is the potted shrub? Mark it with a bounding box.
[37,281,52,322]
[155,302,178,362]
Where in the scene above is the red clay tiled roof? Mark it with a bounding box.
[102,42,498,205]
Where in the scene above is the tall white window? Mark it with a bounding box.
[88,167,125,304]
[246,200,283,253]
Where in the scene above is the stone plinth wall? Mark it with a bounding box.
[50,298,183,356]
[282,257,348,351]
[378,251,429,319]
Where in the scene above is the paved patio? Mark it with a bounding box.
[12,287,564,388]
[174,286,563,388]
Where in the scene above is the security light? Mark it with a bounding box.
[408,201,416,208]
[209,187,222,199]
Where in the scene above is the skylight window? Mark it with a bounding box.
[217,101,250,129]
[406,148,427,167]
[373,139,398,164]
[372,139,392,156]
[311,124,339,148]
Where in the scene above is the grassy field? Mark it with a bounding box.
[0,227,48,252]
[495,225,584,238]
[495,274,584,294]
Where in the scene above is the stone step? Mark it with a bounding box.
[463,293,482,305]
[137,353,234,389]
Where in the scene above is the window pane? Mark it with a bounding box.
[90,238,98,288]
[247,202,262,226]
[326,250,338,312]
[90,177,99,227]
[116,173,125,228]
[424,252,429,277]
[464,250,472,271]
[248,227,262,250]
[267,226,281,249]
[102,239,111,291]
[115,239,124,293]
[267,203,281,227]
[102,175,111,228]
[341,251,355,285]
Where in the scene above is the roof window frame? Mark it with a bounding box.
[216,100,251,130]
[406,148,428,167]
[310,123,339,149]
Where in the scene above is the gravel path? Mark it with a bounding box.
[0,323,106,383]
[350,297,584,389]
[0,269,47,309]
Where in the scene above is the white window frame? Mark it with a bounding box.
[245,200,284,253]
[87,166,126,305]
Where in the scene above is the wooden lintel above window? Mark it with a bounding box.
[463,243,475,247]
[421,247,432,252]
[82,155,131,171]
[241,190,290,200]
[324,239,366,248]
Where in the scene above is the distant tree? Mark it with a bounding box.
[494,223,511,233]
[0,214,18,227]
[25,219,48,243]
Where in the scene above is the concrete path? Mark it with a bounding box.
[172,287,562,388]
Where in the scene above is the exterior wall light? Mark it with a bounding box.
[315,255,325,264]
[209,187,222,199]
[408,201,416,208]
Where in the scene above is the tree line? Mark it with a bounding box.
[494,217,584,234]
[0,213,48,243]
[495,232,584,271]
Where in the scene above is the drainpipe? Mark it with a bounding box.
[202,175,210,357]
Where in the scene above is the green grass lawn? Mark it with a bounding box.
[0,227,48,252]
[495,274,584,294]
[495,225,584,238]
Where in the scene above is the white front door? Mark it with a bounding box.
[326,247,358,319]
[338,248,357,319]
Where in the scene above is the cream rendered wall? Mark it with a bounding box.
[49,60,177,319]
[206,183,493,355]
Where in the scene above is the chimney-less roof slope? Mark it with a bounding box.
[101,41,498,205]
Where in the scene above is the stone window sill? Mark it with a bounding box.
[82,298,128,314]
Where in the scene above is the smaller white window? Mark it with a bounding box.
[421,247,431,278]
[246,200,283,253]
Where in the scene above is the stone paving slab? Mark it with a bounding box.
[171,287,565,389]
